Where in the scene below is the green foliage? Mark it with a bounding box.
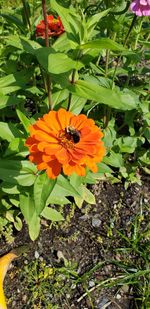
[0,0,149,242]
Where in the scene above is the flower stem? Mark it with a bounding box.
[67,50,82,111]
[111,14,137,88]
[41,0,52,110]
[134,18,143,49]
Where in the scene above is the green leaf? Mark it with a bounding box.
[0,122,23,142]
[52,33,73,52]
[6,211,15,222]
[4,138,28,157]
[14,216,22,231]
[115,137,138,153]
[139,40,150,48]
[68,80,138,110]
[0,70,34,88]
[46,194,70,205]
[103,151,124,167]
[1,183,21,194]
[35,48,81,74]
[97,162,113,174]
[48,53,78,74]
[52,89,69,107]
[138,150,150,165]
[103,118,116,148]
[5,35,41,53]
[1,13,26,33]
[74,185,95,208]
[69,95,87,114]
[51,0,80,45]
[0,159,37,186]
[144,127,150,143]
[41,207,64,222]
[57,175,81,197]
[5,35,23,49]
[87,10,110,38]
[19,191,35,224]
[83,186,96,204]
[70,173,83,188]
[0,86,21,95]
[9,198,19,207]
[19,37,41,54]
[34,173,56,215]
[80,38,126,51]
[29,212,41,241]
[16,109,31,133]
[0,94,24,110]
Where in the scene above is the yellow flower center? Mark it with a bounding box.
[59,130,75,149]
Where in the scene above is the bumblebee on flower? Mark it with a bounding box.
[25,109,105,179]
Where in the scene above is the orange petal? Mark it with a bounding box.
[36,119,52,133]
[55,147,70,164]
[46,160,61,179]
[57,108,73,129]
[34,130,58,143]
[44,144,61,155]
[43,111,61,133]
[70,114,88,130]
[63,162,86,176]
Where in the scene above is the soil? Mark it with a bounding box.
[0,178,150,309]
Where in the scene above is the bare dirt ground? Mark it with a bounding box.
[1,177,150,309]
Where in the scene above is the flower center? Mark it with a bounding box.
[59,126,80,149]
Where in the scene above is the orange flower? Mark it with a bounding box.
[36,15,64,38]
[25,109,105,179]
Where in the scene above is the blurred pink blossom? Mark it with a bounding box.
[130,0,150,16]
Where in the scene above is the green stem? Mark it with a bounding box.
[41,0,52,110]
[112,15,137,88]
[134,18,143,50]
[21,0,31,31]
[67,50,82,111]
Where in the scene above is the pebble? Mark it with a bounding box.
[116,293,121,300]
[79,214,90,221]
[97,297,110,309]
[66,294,71,298]
[35,251,40,259]
[92,217,101,228]
[88,280,95,287]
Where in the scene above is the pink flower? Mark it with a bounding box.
[130,0,150,16]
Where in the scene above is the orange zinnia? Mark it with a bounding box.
[25,108,105,179]
[36,15,64,38]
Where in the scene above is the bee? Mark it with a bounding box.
[65,126,80,143]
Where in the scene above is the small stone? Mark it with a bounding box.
[116,294,121,300]
[92,217,101,228]
[66,294,70,298]
[97,297,110,309]
[35,251,40,259]
[24,259,28,264]
[22,295,27,302]
[79,214,90,221]
[89,280,95,287]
